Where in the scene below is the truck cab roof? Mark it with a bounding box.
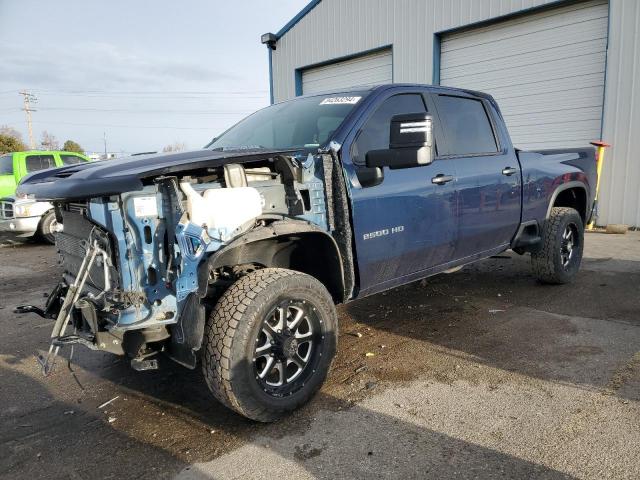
[291,83,496,103]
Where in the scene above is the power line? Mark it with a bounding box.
[28,93,267,100]
[0,89,268,96]
[34,107,252,114]
[31,120,215,130]
[0,107,254,114]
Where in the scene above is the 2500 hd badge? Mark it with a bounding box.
[363,225,405,240]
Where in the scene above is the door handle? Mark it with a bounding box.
[502,166,518,176]
[431,174,454,185]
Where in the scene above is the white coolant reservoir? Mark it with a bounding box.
[180,182,209,227]
[180,182,262,240]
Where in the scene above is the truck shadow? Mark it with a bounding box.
[0,365,577,480]
[4,245,638,406]
[2,249,637,477]
[342,252,640,402]
[0,364,188,480]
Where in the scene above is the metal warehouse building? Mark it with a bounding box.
[264,0,640,226]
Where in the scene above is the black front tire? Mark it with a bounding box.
[38,211,57,245]
[202,268,338,422]
[531,206,584,284]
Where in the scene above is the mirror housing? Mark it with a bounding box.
[365,113,434,169]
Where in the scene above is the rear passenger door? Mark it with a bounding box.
[432,93,521,260]
[0,154,17,197]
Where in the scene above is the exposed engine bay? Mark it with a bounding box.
[32,151,352,373]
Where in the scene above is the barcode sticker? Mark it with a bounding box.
[133,196,158,218]
[320,96,362,105]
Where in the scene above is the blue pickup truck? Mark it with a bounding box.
[18,84,596,421]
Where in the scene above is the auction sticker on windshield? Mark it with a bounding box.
[320,96,361,105]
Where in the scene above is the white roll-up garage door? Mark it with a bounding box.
[440,0,608,150]
[301,48,392,95]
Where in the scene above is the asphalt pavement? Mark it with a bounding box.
[1,232,639,479]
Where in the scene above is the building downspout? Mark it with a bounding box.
[268,47,274,105]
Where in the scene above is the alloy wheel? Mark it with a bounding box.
[560,224,577,268]
[253,300,320,397]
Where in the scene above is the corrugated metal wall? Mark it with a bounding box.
[272,0,640,225]
[272,0,559,102]
[600,0,640,226]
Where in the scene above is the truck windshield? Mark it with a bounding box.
[0,154,13,175]
[207,93,368,151]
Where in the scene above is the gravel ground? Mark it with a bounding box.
[1,232,639,479]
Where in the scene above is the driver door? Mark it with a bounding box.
[344,92,458,296]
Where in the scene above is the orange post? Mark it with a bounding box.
[587,140,611,230]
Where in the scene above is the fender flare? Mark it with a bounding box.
[545,181,588,220]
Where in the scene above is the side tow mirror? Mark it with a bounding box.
[365,113,434,169]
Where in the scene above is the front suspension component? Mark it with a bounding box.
[37,239,112,376]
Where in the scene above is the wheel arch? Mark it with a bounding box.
[36,207,57,242]
[37,207,55,227]
[547,182,588,224]
[206,221,346,303]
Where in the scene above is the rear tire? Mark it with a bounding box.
[202,268,338,422]
[38,211,58,245]
[531,207,584,284]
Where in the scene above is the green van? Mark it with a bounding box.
[0,150,90,197]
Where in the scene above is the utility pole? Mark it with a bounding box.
[19,90,37,149]
[103,132,107,159]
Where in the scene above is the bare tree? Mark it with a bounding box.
[40,130,60,150]
[0,125,24,142]
[162,141,187,153]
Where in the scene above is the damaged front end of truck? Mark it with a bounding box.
[17,146,354,375]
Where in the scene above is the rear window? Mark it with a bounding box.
[25,154,56,173]
[0,154,12,175]
[435,95,498,156]
[60,154,85,165]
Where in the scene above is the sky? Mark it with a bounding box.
[0,0,308,155]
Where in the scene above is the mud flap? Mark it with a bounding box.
[167,293,205,369]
